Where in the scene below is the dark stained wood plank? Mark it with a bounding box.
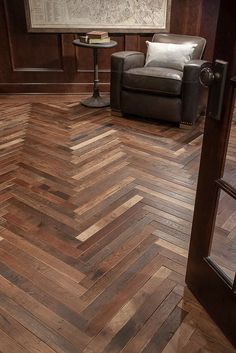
[0,306,56,353]
[141,306,187,353]
[0,275,90,351]
[0,327,31,353]
[0,293,82,353]
[0,95,235,353]
[120,291,183,353]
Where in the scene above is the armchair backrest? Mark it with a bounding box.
[152,33,206,60]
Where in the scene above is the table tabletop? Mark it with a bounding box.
[73,39,117,49]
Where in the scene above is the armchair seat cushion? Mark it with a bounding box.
[122,67,183,96]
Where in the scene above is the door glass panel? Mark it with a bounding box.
[210,100,236,281]
[210,190,236,282]
[223,100,236,187]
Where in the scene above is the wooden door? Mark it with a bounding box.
[186,0,236,346]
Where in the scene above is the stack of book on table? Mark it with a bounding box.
[79,31,110,44]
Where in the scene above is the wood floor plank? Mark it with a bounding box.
[140,306,187,353]
[0,275,90,351]
[0,328,31,353]
[0,293,82,353]
[0,228,85,283]
[0,248,84,313]
[83,266,172,353]
[120,290,182,353]
[0,306,57,353]
[0,96,234,353]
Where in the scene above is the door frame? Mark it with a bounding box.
[186,77,236,345]
[186,0,236,345]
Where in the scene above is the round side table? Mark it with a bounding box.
[73,39,117,108]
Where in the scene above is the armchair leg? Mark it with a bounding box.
[179,121,194,129]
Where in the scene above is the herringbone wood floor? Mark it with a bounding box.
[0,95,235,353]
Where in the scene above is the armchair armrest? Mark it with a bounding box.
[111,51,145,112]
[181,60,211,126]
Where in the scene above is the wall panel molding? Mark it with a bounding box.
[0,0,219,94]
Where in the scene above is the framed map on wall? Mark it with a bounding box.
[24,0,171,33]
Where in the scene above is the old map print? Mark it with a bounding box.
[25,0,170,32]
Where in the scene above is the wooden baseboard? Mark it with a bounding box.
[0,83,110,94]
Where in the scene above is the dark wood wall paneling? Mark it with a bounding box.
[0,0,220,94]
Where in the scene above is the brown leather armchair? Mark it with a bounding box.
[110,33,209,127]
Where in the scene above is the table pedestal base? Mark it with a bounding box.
[80,95,110,108]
